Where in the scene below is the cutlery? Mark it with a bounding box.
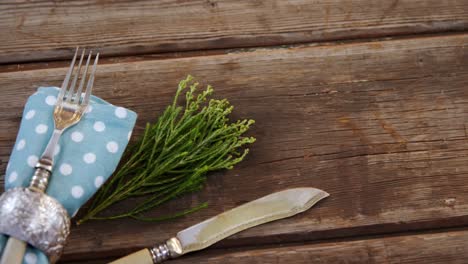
[110,187,329,264]
[0,47,99,264]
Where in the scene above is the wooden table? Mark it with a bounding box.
[1,1,467,263]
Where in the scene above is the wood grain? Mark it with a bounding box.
[0,0,467,63]
[0,34,467,261]
[168,229,468,264]
[171,228,468,264]
[64,229,468,263]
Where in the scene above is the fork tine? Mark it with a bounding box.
[82,52,99,106]
[67,49,86,103]
[57,47,79,104]
[75,51,92,104]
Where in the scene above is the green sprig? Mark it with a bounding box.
[77,76,255,224]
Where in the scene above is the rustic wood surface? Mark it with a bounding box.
[0,0,467,63]
[164,228,468,264]
[0,1,467,263]
[65,228,468,264]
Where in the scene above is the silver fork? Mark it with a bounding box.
[0,47,99,264]
[30,47,99,192]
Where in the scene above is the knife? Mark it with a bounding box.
[110,187,329,264]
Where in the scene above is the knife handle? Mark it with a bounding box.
[109,238,183,264]
[109,249,154,264]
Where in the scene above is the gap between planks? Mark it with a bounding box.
[0,31,465,72]
[61,226,468,264]
[1,0,467,64]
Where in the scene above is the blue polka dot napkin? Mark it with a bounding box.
[0,87,137,264]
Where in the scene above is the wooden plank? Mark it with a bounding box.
[169,229,468,264]
[64,229,468,263]
[0,0,467,63]
[0,34,467,261]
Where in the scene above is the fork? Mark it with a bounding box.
[0,47,99,264]
[30,47,99,192]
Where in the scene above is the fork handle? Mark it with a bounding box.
[38,129,63,170]
[29,167,52,192]
[0,130,62,263]
[1,168,53,264]
[0,237,27,264]
[29,129,61,192]
[1,168,51,264]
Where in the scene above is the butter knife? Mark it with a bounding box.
[110,187,329,264]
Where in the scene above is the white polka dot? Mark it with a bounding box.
[59,163,73,176]
[127,131,132,141]
[35,124,48,134]
[83,152,96,164]
[115,107,127,119]
[85,105,93,113]
[71,185,84,199]
[16,139,26,150]
[45,95,57,106]
[27,155,38,168]
[25,110,36,120]
[94,176,104,188]
[24,252,37,264]
[93,121,106,132]
[71,131,84,142]
[54,145,60,156]
[106,141,119,153]
[8,171,18,183]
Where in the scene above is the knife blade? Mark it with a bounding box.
[109,187,329,264]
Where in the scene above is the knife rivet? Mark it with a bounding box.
[149,243,171,263]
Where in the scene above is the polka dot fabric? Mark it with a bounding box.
[1,87,137,264]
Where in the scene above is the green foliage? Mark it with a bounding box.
[78,76,255,224]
